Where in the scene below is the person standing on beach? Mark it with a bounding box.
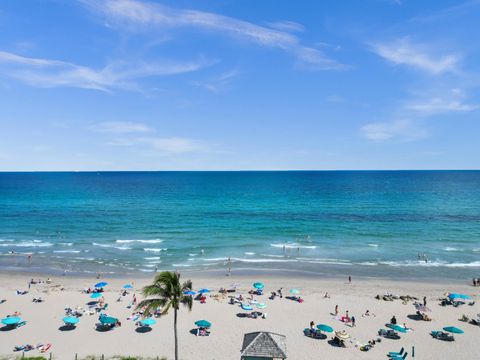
[423,296,427,306]
[348,275,351,284]
[335,304,338,315]
[351,316,356,327]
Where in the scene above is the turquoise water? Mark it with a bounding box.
[0,171,479,279]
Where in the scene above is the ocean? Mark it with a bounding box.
[0,171,479,279]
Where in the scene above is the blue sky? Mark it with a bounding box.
[0,0,479,170]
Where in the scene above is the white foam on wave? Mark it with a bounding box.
[368,243,379,247]
[116,239,163,244]
[144,256,160,260]
[172,263,191,267]
[144,248,167,253]
[244,252,255,256]
[53,250,81,254]
[0,239,13,242]
[443,247,462,252]
[92,242,131,250]
[270,243,316,249]
[59,242,73,246]
[139,268,154,272]
[189,253,197,257]
[0,241,53,248]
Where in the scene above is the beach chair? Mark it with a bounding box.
[388,347,404,357]
[431,331,454,341]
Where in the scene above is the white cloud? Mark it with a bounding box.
[265,20,305,33]
[406,88,478,114]
[191,69,239,93]
[371,38,459,74]
[105,134,207,154]
[89,121,153,133]
[361,119,427,141]
[81,0,344,70]
[0,50,212,92]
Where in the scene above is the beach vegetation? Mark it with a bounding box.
[137,271,193,360]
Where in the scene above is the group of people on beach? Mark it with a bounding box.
[473,278,480,286]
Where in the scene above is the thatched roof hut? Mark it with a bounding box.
[240,331,287,359]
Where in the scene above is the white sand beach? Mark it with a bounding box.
[0,272,479,360]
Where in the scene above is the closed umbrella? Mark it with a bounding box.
[195,320,212,328]
[443,326,464,334]
[63,316,79,325]
[317,324,333,333]
[1,317,21,325]
[253,282,264,289]
[95,282,108,288]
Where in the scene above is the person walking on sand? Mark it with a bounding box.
[335,304,338,315]
[351,316,356,327]
[348,275,351,284]
[423,296,427,306]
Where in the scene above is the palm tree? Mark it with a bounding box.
[137,271,193,360]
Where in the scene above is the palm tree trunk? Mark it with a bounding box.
[174,308,178,360]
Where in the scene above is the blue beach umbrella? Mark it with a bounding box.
[99,315,117,325]
[95,282,108,288]
[390,324,407,333]
[90,293,103,299]
[183,290,196,295]
[198,288,210,294]
[63,316,79,325]
[1,317,21,325]
[195,320,212,328]
[123,284,133,289]
[140,318,157,326]
[253,282,264,289]
[443,326,464,334]
[317,324,334,333]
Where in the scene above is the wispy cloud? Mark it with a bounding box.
[265,20,305,33]
[81,0,344,70]
[191,69,239,93]
[371,38,459,74]
[406,88,479,114]
[0,50,212,92]
[89,121,153,133]
[361,119,427,141]
[106,136,207,154]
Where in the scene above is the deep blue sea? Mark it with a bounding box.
[0,171,479,279]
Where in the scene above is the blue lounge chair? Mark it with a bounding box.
[388,347,404,357]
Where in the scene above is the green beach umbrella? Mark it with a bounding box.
[1,317,21,325]
[195,320,212,328]
[63,316,79,325]
[257,303,267,309]
[443,326,464,334]
[316,324,333,333]
[253,282,264,289]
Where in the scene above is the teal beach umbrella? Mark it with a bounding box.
[123,284,133,289]
[253,282,264,289]
[290,288,300,294]
[140,318,157,326]
[1,317,21,325]
[63,316,79,325]
[443,326,464,334]
[95,282,108,288]
[99,316,117,325]
[316,324,333,333]
[390,324,407,333]
[90,293,102,299]
[195,320,212,328]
